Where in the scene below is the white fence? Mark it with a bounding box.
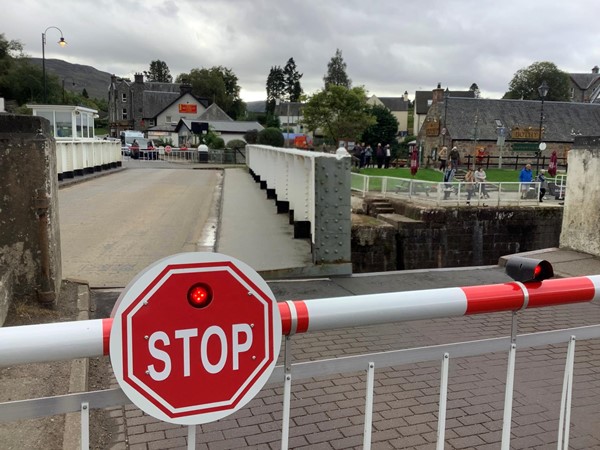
[351,173,567,207]
[56,140,121,179]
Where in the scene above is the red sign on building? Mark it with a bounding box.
[179,104,197,114]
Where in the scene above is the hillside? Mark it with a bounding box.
[27,58,112,101]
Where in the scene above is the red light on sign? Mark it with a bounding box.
[188,283,213,308]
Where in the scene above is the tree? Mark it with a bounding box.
[144,60,173,83]
[469,83,481,98]
[323,48,351,89]
[257,127,284,147]
[283,58,303,102]
[302,85,375,145]
[177,66,245,119]
[361,105,399,148]
[503,61,571,101]
[265,66,285,115]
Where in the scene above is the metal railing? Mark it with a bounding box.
[122,147,246,165]
[0,275,598,449]
[351,173,567,207]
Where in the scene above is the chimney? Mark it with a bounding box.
[134,73,144,84]
[432,83,444,104]
[180,83,193,95]
[592,65,599,74]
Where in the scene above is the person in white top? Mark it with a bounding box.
[474,167,489,198]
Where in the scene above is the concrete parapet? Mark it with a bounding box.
[0,114,61,306]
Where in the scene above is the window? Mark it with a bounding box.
[570,87,575,99]
[122,108,128,120]
[55,111,72,138]
[166,115,171,123]
[495,119,503,127]
[121,93,127,102]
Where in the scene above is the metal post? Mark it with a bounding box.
[436,353,450,450]
[42,32,47,103]
[281,335,293,450]
[501,311,519,450]
[187,425,196,449]
[557,336,576,450]
[363,362,375,450]
[80,402,89,450]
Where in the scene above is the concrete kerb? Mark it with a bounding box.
[62,280,91,450]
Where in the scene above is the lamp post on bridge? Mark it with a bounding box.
[42,26,67,104]
[536,80,549,175]
[442,88,449,147]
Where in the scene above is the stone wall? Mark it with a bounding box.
[560,137,600,256]
[353,199,562,272]
[0,114,61,315]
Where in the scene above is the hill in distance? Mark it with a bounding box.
[28,58,113,101]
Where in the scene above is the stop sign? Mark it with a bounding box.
[109,252,281,425]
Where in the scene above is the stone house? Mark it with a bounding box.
[413,87,475,136]
[417,85,600,168]
[569,66,600,103]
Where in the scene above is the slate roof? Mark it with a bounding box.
[415,90,475,114]
[376,97,410,112]
[198,104,233,122]
[570,73,600,90]
[143,91,181,119]
[444,97,600,142]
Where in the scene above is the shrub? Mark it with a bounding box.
[227,139,246,150]
[244,129,259,144]
[257,127,284,147]
[209,137,225,149]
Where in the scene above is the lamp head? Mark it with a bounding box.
[538,81,549,99]
[58,37,67,47]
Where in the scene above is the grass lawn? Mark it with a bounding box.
[356,167,524,183]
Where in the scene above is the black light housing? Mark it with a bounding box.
[505,256,554,283]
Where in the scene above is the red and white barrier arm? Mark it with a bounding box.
[278,276,600,335]
[0,276,598,365]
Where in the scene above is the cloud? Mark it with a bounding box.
[3,0,600,102]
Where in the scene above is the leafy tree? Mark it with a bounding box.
[302,85,375,145]
[82,88,89,98]
[177,66,245,119]
[503,61,571,101]
[469,83,481,98]
[323,48,351,89]
[144,60,173,83]
[257,127,284,147]
[361,105,399,147]
[283,58,303,102]
[265,66,285,115]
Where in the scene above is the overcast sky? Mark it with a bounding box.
[4,0,599,102]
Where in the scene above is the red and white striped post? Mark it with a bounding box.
[0,276,598,366]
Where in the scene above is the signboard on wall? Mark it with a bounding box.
[179,104,197,114]
[425,121,440,137]
[510,126,541,140]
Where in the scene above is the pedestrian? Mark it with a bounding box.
[375,143,384,168]
[384,144,391,168]
[519,163,533,198]
[443,161,456,200]
[464,167,475,205]
[352,143,362,169]
[438,146,448,171]
[449,146,460,167]
[364,145,373,168]
[474,166,489,198]
[537,169,548,202]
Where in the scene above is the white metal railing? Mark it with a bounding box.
[246,145,344,242]
[351,173,555,206]
[56,140,121,179]
[122,147,246,165]
[0,275,599,449]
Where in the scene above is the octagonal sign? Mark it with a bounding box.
[109,252,282,425]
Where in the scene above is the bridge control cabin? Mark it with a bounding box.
[27,104,98,140]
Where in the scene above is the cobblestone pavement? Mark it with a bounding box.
[93,267,600,449]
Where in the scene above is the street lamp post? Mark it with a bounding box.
[42,26,67,103]
[443,88,449,147]
[536,80,549,174]
[62,77,76,103]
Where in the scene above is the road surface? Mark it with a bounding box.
[59,168,221,288]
